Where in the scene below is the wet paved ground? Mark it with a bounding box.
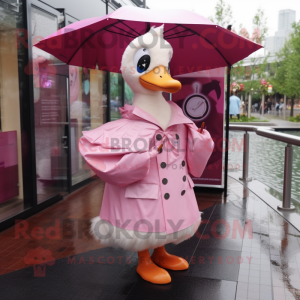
[0,177,300,299]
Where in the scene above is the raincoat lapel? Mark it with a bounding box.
[120,102,194,129]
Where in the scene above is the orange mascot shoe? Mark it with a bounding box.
[136,250,171,284]
[151,246,189,271]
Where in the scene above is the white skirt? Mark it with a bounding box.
[90,214,201,252]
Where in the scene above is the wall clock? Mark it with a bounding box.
[183,83,210,121]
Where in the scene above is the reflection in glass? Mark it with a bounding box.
[110,73,122,120]
[0,0,25,220]
[32,6,69,203]
[125,81,134,105]
[70,68,107,186]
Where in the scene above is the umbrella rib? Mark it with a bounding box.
[118,20,141,36]
[164,29,191,38]
[67,20,122,65]
[177,24,231,66]
[105,28,138,39]
[164,25,180,34]
[111,25,139,38]
[166,33,195,40]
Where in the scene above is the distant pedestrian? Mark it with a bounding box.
[229,91,241,119]
[275,102,280,115]
[267,99,272,113]
[264,101,268,114]
[279,101,284,111]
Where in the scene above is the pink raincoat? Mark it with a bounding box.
[79,101,214,251]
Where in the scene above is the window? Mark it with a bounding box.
[70,68,107,186]
[125,81,134,105]
[31,6,69,203]
[110,73,123,120]
[0,0,25,220]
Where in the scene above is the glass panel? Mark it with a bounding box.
[70,68,107,186]
[125,81,134,105]
[2,0,19,5]
[31,6,69,203]
[110,73,122,120]
[0,0,25,221]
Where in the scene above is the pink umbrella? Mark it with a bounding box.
[34,6,262,194]
[34,6,262,75]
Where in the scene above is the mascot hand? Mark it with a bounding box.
[149,145,160,159]
[197,122,205,134]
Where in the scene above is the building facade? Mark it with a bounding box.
[265,9,296,55]
[0,0,145,230]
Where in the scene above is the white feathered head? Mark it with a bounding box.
[120,25,181,94]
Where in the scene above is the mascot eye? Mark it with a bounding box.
[133,48,150,74]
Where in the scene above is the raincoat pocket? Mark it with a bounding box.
[125,182,159,200]
[187,174,195,188]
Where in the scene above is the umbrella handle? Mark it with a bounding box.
[198,122,205,134]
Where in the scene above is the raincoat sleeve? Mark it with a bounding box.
[79,137,153,187]
[186,123,214,178]
[78,120,156,187]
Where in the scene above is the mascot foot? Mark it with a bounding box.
[151,246,189,271]
[137,250,171,284]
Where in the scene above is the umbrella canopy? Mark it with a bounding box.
[34,6,262,75]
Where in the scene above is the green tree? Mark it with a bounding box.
[230,8,269,111]
[252,9,268,44]
[124,82,134,104]
[110,73,122,99]
[273,21,300,117]
[231,60,245,83]
[209,0,234,28]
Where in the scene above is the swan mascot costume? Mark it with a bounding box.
[79,25,214,284]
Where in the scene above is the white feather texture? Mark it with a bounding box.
[90,215,201,252]
[120,24,173,95]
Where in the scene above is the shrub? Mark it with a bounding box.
[289,114,300,122]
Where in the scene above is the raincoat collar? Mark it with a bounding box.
[119,101,193,130]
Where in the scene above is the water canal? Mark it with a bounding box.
[228,130,300,208]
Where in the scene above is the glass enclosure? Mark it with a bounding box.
[110,73,123,121]
[70,67,107,186]
[0,0,131,227]
[31,6,70,203]
[125,82,134,105]
[0,0,25,221]
[0,0,128,224]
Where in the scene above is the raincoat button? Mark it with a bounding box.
[183,175,186,182]
[181,190,185,196]
[182,160,185,167]
[156,134,162,141]
[176,134,179,140]
[162,178,168,185]
[159,148,163,154]
[164,193,170,200]
[161,162,166,169]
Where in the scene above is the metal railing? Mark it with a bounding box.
[229,124,300,212]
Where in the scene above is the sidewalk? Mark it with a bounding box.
[0,178,300,299]
[251,112,300,129]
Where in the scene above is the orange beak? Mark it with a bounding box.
[139,65,181,94]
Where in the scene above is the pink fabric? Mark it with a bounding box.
[34,7,262,75]
[79,102,214,234]
[125,182,159,199]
